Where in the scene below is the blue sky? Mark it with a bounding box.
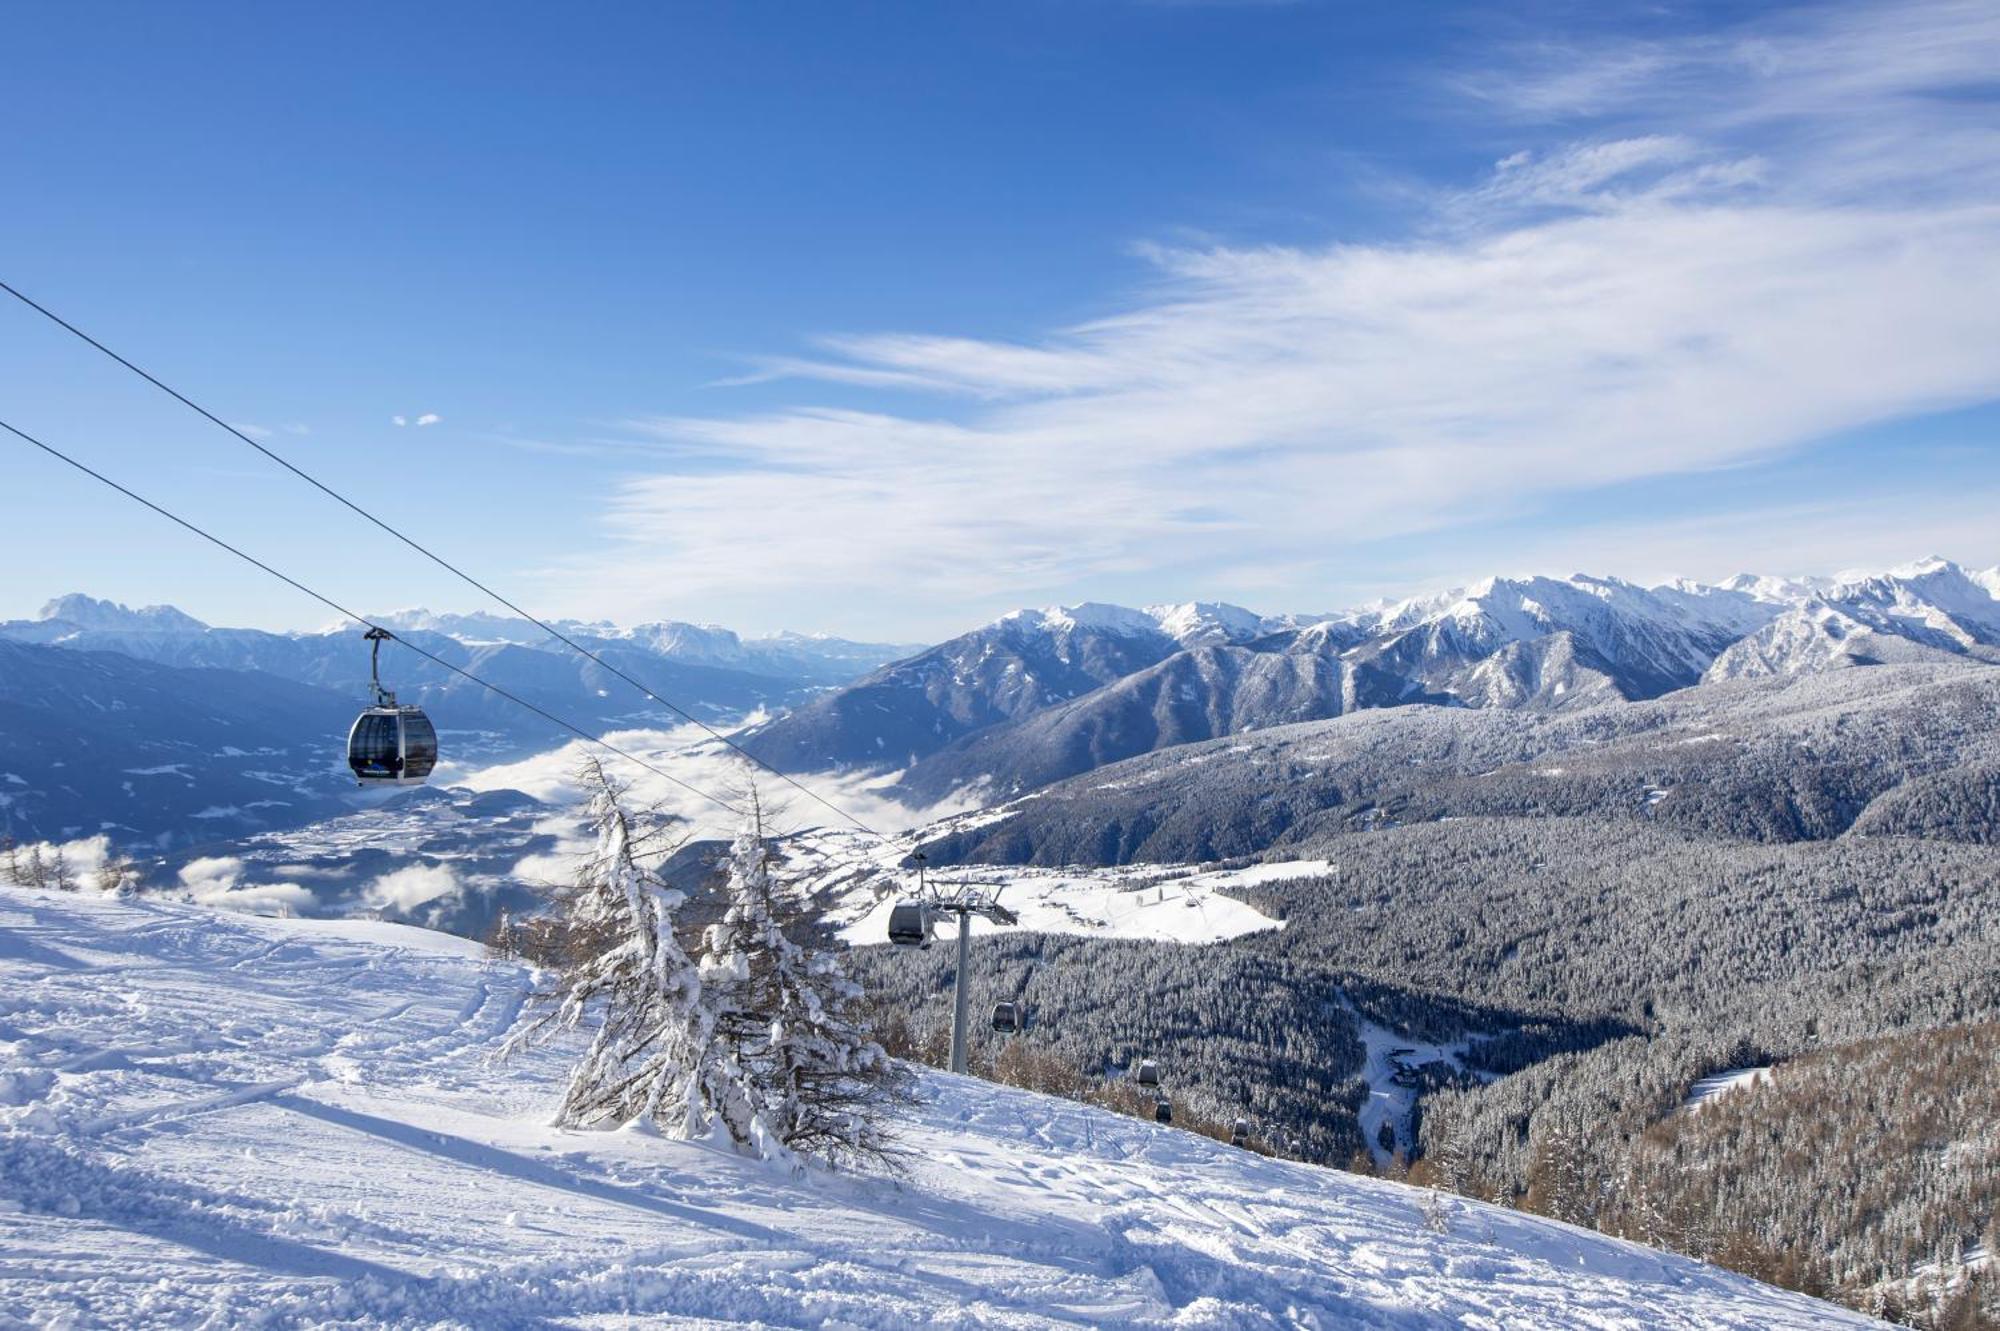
[2,1,1996,640]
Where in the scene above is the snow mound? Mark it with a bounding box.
[0,889,1882,1328]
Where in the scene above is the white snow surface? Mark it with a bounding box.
[1682,1067,1774,1113]
[0,889,1883,1330]
[785,828,1296,947]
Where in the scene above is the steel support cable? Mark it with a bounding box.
[0,278,883,838]
[0,416,742,818]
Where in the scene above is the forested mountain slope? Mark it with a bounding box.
[859,658,2000,1327]
[917,661,2000,866]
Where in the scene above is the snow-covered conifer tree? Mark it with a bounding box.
[507,758,720,1136]
[703,786,908,1168]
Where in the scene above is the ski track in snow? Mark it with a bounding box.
[0,889,1885,1329]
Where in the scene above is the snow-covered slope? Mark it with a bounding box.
[0,888,1880,1329]
[1702,602,1966,680]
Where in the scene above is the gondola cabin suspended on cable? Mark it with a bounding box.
[887,900,932,948]
[346,627,438,787]
[992,1001,1021,1034]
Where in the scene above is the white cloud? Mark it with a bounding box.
[363,862,464,914]
[456,723,966,846]
[415,413,441,427]
[6,835,114,888]
[176,855,315,916]
[541,0,2000,628]
[392,415,408,427]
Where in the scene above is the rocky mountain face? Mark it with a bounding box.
[734,602,1282,773]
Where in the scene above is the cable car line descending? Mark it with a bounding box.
[0,416,741,818]
[0,278,882,837]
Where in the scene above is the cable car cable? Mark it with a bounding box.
[0,278,883,838]
[0,416,742,819]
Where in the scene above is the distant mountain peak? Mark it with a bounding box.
[1144,601,1270,646]
[1887,554,1957,579]
[38,593,207,634]
[992,600,1273,648]
[990,603,1154,642]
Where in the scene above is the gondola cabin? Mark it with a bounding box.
[347,704,438,786]
[1230,1117,1250,1148]
[992,1001,1021,1034]
[887,901,932,947]
[347,628,437,787]
[1153,1098,1172,1124]
[1136,1058,1160,1088]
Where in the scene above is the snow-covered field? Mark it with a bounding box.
[783,828,1297,948]
[832,861,1289,948]
[0,888,1883,1329]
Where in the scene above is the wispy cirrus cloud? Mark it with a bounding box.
[549,0,2000,634]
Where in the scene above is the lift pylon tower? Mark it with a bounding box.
[940,889,1019,1075]
[889,855,1019,1074]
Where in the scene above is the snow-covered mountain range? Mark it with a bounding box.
[742,558,2000,804]
[0,596,913,845]
[367,604,918,685]
[11,594,916,691]
[5,560,1997,843]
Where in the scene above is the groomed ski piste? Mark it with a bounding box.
[0,888,1885,1329]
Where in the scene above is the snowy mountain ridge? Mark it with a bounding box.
[371,606,920,680]
[747,557,2000,802]
[994,600,1286,649]
[0,886,1884,1329]
[10,596,915,686]
[29,593,209,636]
